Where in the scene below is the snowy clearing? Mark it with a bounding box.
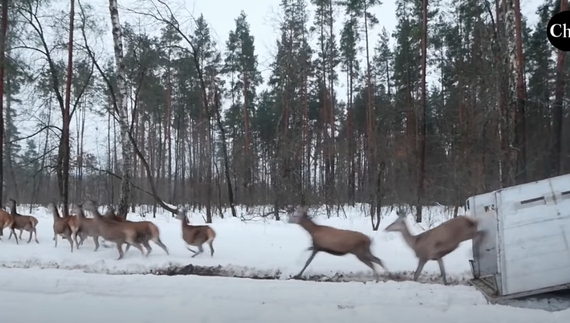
[0,268,568,322]
[0,205,473,284]
[2,205,570,315]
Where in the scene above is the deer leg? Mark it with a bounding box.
[33,228,39,244]
[186,246,197,254]
[93,236,100,252]
[142,241,152,257]
[295,249,318,278]
[128,242,145,257]
[124,243,131,254]
[11,229,18,245]
[367,251,386,270]
[73,232,80,249]
[153,237,169,255]
[207,240,214,257]
[54,234,58,247]
[27,229,33,243]
[413,259,427,281]
[78,232,86,246]
[20,229,25,240]
[191,245,204,258]
[116,243,125,260]
[437,258,448,285]
[65,233,73,253]
[356,254,380,282]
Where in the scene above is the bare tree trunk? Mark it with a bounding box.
[108,0,133,218]
[4,77,18,201]
[551,0,567,176]
[416,0,428,223]
[59,0,75,217]
[0,0,8,206]
[513,0,526,184]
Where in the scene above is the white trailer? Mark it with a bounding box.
[466,173,570,302]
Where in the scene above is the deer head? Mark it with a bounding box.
[70,203,83,215]
[175,208,188,221]
[288,206,308,224]
[385,208,407,232]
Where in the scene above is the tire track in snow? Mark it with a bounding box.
[0,259,471,286]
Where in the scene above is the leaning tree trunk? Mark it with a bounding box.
[108,0,133,218]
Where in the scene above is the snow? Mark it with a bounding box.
[0,205,474,282]
[1,204,570,319]
[0,268,567,323]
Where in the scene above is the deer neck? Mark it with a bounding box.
[180,216,190,229]
[399,221,418,249]
[299,217,318,234]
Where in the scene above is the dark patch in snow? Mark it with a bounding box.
[0,259,469,286]
[154,264,469,286]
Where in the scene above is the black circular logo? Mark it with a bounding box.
[547,11,570,51]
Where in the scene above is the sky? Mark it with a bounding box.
[18,0,545,163]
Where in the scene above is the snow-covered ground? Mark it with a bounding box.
[0,204,472,282]
[0,268,568,323]
[1,204,570,319]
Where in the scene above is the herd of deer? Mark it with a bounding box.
[0,199,216,261]
[0,201,487,285]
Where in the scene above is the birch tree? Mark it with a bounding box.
[108,0,133,217]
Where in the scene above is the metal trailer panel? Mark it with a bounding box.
[466,192,498,279]
[496,176,570,296]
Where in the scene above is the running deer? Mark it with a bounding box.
[70,203,100,251]
[109,207,169,257]
[175,209,215,258]
[7,199,39,243]
[0,206,17,244]
[48,202,76,252]
[384,208,487,285]
[288,206,386,282]
[82,200,146,260]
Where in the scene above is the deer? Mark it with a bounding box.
[70,203,100,251]
[288,206,386,282]
[48,203,77,252]
[105,206,169,257]
[175,209,216,258]
[0,207,18,244]
[82,200,146,260]
[6,198,39,244]
[384,208,487,285]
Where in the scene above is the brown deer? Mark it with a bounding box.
[82,200,146,260]
[288,206,386,281]
[384,208,487,285]
[175,209,215,258]
[70,203,100,251]
[0,207,17,244]
[48,203,76,252]
[105,206,169,257]
[7,199,39,244]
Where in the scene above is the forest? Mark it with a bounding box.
[0,0,567,224]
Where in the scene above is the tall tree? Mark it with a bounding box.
[108,0,133,217]
[60,0,75,216]
[0,0,8,205]
[551,0,567,176]
[416,0,428,223]
[223,11,262,205]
